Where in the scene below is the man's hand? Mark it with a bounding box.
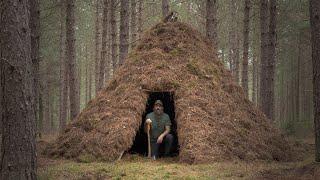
[146,118,152,124]
[144,119,152,133]
[157,135,164,144]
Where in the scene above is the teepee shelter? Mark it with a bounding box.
[46,22,301,163]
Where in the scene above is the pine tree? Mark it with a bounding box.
[59,0,68,131]
[95,0,101,94]
[310,0,320,162]
[131,0,137,48]
[242,0,250,97]
[30,0,41,135]
[111,0,118,70]
[0,0,36,178]
[98,0,110,91]
[119,0,130,66]
[66,0,80,120]
[259,0,269,117]
[206,0,218,49]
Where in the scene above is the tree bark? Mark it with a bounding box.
[259,0,269,116]
[95,0,101,95]
[30,0,40,136]
[297,31,303,122]
[85,45,89,104]
[242,0,250,97]
[111,0,118,70]
[66,0,80,120]
[228,30,234,75]
[229,0,238,82]
[234,33,240,84]
[119,0,130,66]
[310,0,320,162]
[38,72,44,137]
[98,0,110,91]
[0,0,37,178]
[137,0,143,39]
[252,56,257,104]
[257,56,261,104]
[89,54,92,100]
[50,92,55,132]
[44,65,51,133]
[206,0,218,49]
[78,46,82,107]
[131,0,137,48]
[266,0,276,121]
[162,0,170,18]
[59,0,68,132]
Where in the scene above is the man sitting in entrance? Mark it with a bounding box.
[145,100,173,159]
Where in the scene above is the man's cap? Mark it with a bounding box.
[154,100,163,106]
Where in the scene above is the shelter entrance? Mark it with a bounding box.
[129,91,179,157]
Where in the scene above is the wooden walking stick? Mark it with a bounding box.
[147,123,151,158]
[146,119,152,158]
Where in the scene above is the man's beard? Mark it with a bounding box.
[155,108,163,115]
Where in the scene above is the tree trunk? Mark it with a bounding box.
[111,0,118,70]
[310,0,320,162]
[229,0,237,81]
[95,0,101,95]
[228,30,234,75]
[259,0,269,115]
[162,0,170,18]
[59,0,68,132]
[106,3,112,81]
[30,0,40,136]
[242,0,250,97]
[297,31,303,122]
[85,45,89,104]
[78,46,82,108]
[252,56,257,104]
[119,0,130,66]
[66,0,80,120]
[266,0,276,121]
[98,0,110,91]
[131,0,137,48]
[44,66,51,133]
[234,33,240,84]
[50,92,55,132]
[206,0,218,49]
[89,54,92,100]
[257,56,261,104]
[137,0,143,39]
[0,0,37,178]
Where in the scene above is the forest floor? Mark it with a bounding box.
[38,136,319,180]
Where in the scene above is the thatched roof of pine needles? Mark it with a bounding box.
[45,21,304,163]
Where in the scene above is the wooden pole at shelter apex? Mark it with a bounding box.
[162,0,170,18]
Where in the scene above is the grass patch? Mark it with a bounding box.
[77,153,96,163]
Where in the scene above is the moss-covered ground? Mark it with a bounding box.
[38,137,319,180]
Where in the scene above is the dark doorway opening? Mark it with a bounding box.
[129,92,179,157]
